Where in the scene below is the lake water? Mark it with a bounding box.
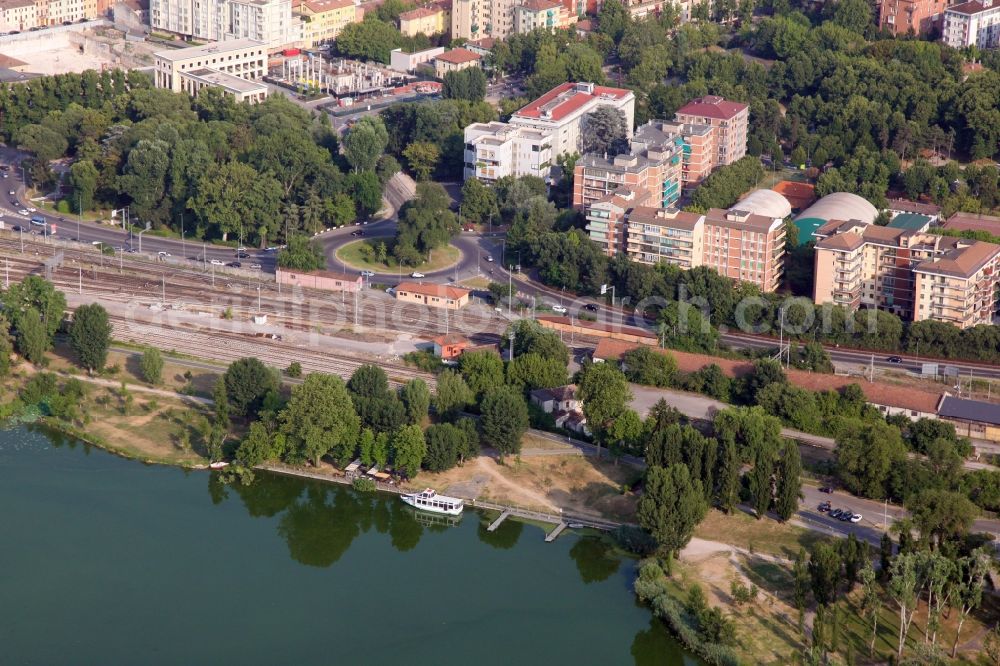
[0,425,697,665]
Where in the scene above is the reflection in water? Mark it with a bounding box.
[278,484,363,567]
[476,516,524,550]
[569,536,622,584]
[632,617,692,666]
[405,506,462,530]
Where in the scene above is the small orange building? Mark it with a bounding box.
[432,333,470,359]
[276,268,363,292]
[395,281,471,309]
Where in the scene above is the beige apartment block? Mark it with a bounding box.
[674,95,748,168]
[153,39,267,92]
[451,0,515,39]
[0,0,37,31]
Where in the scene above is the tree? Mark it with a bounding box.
[399,378,431,424]
[480,385,530,462]
[69,159,98,212]
[835,421,906,498]
[460,178,499,225]
[442,67,487,102]
[224,357,279,418]
[808,542,843,606]
[748,444,775,519]
[952,548,991,658]
[774,439,801,521]
[423,422,465,471]
[577,361,632,450]
[581,106,629,156]
[4,275,67,345]
[716,439,740,513]
[348,364,390,399]
[609,408,643,460]
[459,349,505,399]
[277,234,325,271]
[212,378,230,431]
[889,552,919,659]
[16,307,48,365]
[188,161,282,244]
[235,421,273,468]
[907,489,977,548]
[433,369,473,420]
[342,116,389,172]
[793,549,810,629]
[0,315,13,378]
[621,346,676,387]
[69,303,111,373]
[391,424,426,478]
[402,141,441,181]
[859,564,881,656]
[139,347,164,385]
[598,0,631,42]
[504,353,568,392]
[281,373,361,466]
[637,464,707,560]
[347,170,384,218]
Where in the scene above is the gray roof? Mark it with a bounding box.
[938,395,1000,426]
[795,192,878,225]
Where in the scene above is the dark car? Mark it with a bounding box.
[818,501,831,512]
[235,251,250,259]
[819,486,833,494]
[830,508,843,519]
[583,303,599,311]
[228,261,242,268]
[838,511,854,522]
[350,230,364,237]
[11,225,22,232]
[887,355,903,363]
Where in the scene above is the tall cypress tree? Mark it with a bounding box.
[749,444,776,519]
[774,439,802,521]
[716,439,740,513]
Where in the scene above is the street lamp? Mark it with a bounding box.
[138,227,149,254]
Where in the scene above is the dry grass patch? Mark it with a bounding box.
[695,509,834,560]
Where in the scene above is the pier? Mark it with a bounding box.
[487,510,512,532]
[545,522,567,542]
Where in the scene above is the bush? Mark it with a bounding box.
[403,350,444,373]
[613,525,658,555]
[139,347,164,385]
[352,477,376,493]
[285,361,302,378]
[56,199,71,213]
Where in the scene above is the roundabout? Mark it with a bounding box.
[334,236,463,276]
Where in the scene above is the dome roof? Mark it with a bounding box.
[794,192,878,225]
[728,189,792,220]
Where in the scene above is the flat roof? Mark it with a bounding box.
[887,213,932,231]
[154,39,266,62]
[180,68,268,93]
[514,81,632,122]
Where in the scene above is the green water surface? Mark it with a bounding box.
[0,425,698,665]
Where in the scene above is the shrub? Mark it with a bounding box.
[285,361,302,378]
[352,477,376,493]
[613,525,658,555]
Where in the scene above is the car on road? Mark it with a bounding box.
[360,270,375,277]
[410,272,425,278]
[850,514,862,523]
[10,225,21,232]
[819,486,833,493]
[838,511,854,522]
[8,190,14,195]
[552,305,568,314]
[235,251,250,259]
[249,263,262,270]
[264,246,279,252]
[17,209,29,216]
[583,303,599,312]
[228,261,241,268]
[818,501,831,512]
[27,207,36,212]
[830,508,843,519]
[350,230,364,237]
[158,251,171,258]
[485,255,493,262]
[210,259,225,266]
[887,355,903,363]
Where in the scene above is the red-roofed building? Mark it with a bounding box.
[434,47,481,77]
[432,333,470,359]
[879,0,948,36]
[395,281,472,309]
[276,268,363,292]
[675,95,749,167]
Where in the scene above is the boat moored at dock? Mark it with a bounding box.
[400,488,464,516]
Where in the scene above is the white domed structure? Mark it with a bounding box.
[729,189,793,220]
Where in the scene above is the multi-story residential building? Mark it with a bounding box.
[37,0,98,24]
[151,0,298,51]
[294,0,356,46]
[943,0,1000,47]
[434,47,481,77]
[514,0,573,33]
[878,0,948,36]
[0,0,37,31]
[638,119,716,189]
[572,127,683,213]
[813,220,1000,327]
[451,0,516,40]
[586,201,786,292]
[463,121,553,182]
[509,81,635,157]
[674,95,748,169]
[399,2,450,36]
[153,39,268,99]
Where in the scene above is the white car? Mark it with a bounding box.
[158,251,171,257]
[552,305,568,314]
[249,263,262,270]
[850,514,862,523]
[410,272,425,278]
[210,259,225,266]
[360,270,375,277]
[26,207,35,212]
[17,209,28,216]
[385,287,395,295]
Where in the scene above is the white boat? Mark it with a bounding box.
[400,488,464,516]
[209,461,229,470]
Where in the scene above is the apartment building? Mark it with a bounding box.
[0,0,37,31]
[572,124,683,213]
[586,201,786,292]
[464,121,553,182]
[294,0,356,46]
[37,0,98,24]
[878,0,948,35]
[509,81,635,157]
[398,2,449,36]
[434,47,481,77]
[943,0,1000,48]
[813,220,1000,327]
[151,0,298,50]
[153,39,268,98]
[451,0,516,40]
[674,96,748,169]
[514,0,573,33]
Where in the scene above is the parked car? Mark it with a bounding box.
[552,305,568,314]
[410,272,425,278]
[228,261,241,268]
[7,190,14,196]
[830,508,843,519]
[26,207,36,212]
[235,251,250,259]
[360,270,375,277]
[158,251,171,257]
[887,355,903,364]
[819,486,833,494]
[583,303,599,312]
[850,514,863,523]
[17,209,29,216]
[249,263,262,270]
[485,255,493,262]
[385,287,395,295]
[838,511,854,522]
[818,501,831,512]
[210,259,225,266]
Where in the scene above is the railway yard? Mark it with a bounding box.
[0,234,511,385]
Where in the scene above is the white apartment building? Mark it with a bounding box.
[508,81,635,157]
[451,0,517,41]
[463,121,553,182]
[151,0,298,50]
[153,39,268,96]
[942,0,1000,48]
[0,0,37,31]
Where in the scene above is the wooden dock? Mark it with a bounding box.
[487,509,512,532]
[544,522,567,542]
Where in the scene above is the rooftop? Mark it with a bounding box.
[513,81,632,123]
[399,5,441,19]
[433,333,469,346]
[277,267,360,282]
[938,395,1000,426]
[887,213,932,231]
[946,0,1000,15]
[436,47,481,65]
[396,281,471,300]
[154,39,266,62]
[888,198,941,216]
[466,37,497,50]
[296,0,355,11]
[180,68,268,94]
[627,206,703,230]
[772,180,817,211]
[704,207,784,233]
[0,0,34,9]
[519,0,561,9]
[942,211,1000,234]
[530,385,578,402]
[815,231,865,252]
[914,239,1000,278]
[675,95,748,121]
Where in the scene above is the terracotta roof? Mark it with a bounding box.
[947,0,1000,15]
[943,212,1000,234]
[575,18,594,30]
[466,37,496,49]
[627,206,702,230]
[0,0,34,8]
[538,316,657,342]
[888,199,941,216]
[861,225,908,243]
[772,181,817,210]
[278,268,360,282]
[296,0,353,12]
[433,333,469,346]
[399,5,441,20]
[914,240,1000,278]
[519,0,560,9]
[815,232,865,252]
[396,281,471,300]
[436,48,481,64]
[676,95,748,121]
[594,339,943,414]
[514,81,632,122]
[705,207,781,233]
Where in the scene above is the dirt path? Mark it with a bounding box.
[474,456,560,512]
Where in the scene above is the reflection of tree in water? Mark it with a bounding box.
[277,483,363,567]
[231,473,302,518]
[630,617,688,666]
[568,536,621,584]
[476,516,523,550]
[388,500,423,552]
[208,471,229,505]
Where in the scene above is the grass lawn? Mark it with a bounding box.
[695,508,836,560]
[336,237,461,274]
